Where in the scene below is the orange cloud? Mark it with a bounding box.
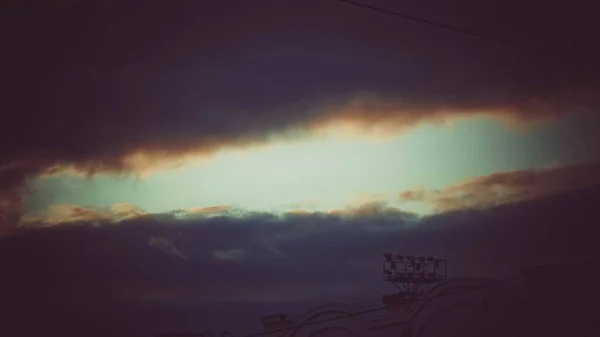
[305,93,581,140]
[186,205,231,214]
[399,160,600,212]
[398,188,426,202]
[21,203,146,227]
[16,200,421,231]
[328,201,417,219]
[170,205,233,219]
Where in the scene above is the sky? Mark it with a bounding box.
[22,115,582,217]
[1,0,600,336]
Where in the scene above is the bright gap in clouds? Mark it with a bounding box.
[25,116,566,218]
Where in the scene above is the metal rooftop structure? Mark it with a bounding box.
[381,253,447,306]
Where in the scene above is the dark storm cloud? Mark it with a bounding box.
[2,186,596,303]
[2,184,598,335]
[399,160,600,211]
[5,0,600,162]
[2,0,599,229]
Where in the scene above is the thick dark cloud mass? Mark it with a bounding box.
[2,0,599,217]
[1,184,597,336]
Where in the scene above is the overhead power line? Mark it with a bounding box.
[246,276,522,337]
[332,0,559,58]
[157,276,522,337]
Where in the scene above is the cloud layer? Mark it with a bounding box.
[2,0,600,230]
[400,160,600,211]
[1,183,597,336]
[14,160,600,229]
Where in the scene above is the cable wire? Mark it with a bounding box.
[158,276,521,337]
[332,0,560,58]
[241,276,522,337]
[156,276,521,337]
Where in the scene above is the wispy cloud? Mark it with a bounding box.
[212,249,249,261]
[399,160,600,211]
[148,236,189,260]
[21,203,146,227]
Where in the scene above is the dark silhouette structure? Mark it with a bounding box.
[381,253,447,305]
